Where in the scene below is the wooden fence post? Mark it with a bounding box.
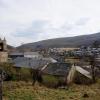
[0,69,3,100]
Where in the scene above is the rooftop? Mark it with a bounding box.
[13,57,57,70]
[42,63,72,76]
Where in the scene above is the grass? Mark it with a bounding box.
[3,79,100,100]
[42,75,64,88]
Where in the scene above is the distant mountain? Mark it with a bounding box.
[7,45,15,52]
[17,33,100,51]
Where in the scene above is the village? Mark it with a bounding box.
[0,38,100,100]
[9,40,100,84]
[1,0,100,99]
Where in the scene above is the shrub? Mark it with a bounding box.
[0,63,32,81]
[0,63,16,81]
[42,74,65,88]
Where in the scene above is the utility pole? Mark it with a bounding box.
[0,69,3,100]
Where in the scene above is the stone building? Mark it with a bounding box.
[0,38,8,62]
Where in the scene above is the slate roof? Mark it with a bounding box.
[9,52,23,56]
[24,52,40,55]
[13,57,57,70]
[42,63,72,76]
[9,52,40,56]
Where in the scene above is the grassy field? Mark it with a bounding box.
[3,79,100,100]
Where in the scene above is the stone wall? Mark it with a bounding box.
[0,52,8,62]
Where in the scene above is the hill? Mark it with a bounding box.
[7,45,15,52]
[17,33,100,51]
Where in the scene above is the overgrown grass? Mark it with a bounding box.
[42,75,64,88]
[3,79,100,100]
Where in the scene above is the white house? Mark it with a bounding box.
[24,52,42,58]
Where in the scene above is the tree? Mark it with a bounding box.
[30,69,43,85]
[92,40,99,48]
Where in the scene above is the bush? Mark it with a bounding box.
[0,63,16,81]
[0,63,32,81]
[42,74,66,88]
[18,68,32,81]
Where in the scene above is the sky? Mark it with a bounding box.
[0,0,100,46]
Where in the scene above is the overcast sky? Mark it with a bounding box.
[0,0,100,46]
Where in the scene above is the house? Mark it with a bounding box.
[42,63,71,77]
[24,52,42,58]
[9,52,24,59]
[42,63,93,86]
[67,65,92,85]
[9,52,42,59]
[13,56,93,86]
[41,62,72,87]
[11,56,57,84]
[13,57,57,70]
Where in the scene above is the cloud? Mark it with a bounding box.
[0,0,100,46]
